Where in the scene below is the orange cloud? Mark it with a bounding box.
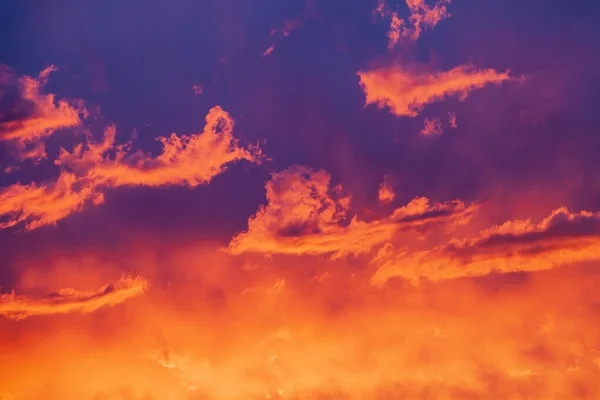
[404,0,451,42]
[0,275,147,320]
[229,166,476,258]
[420,117,443,136]
[0,65,85,160]
[0,106,262,230]
[372,207,600,285]
[358,63,510,117]
[375,0,451,49]
[0,172,103,230]
[378,174,396,204]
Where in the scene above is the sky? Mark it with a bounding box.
[1,0,600,399]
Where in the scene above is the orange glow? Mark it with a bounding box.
[1,241,599,399]
[358,63,510,117]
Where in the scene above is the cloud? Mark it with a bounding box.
[0,65,85,160]
[448,111,457,128]
[192,84,203,95]
[262,44,276,58]
[378,174,396,204]
[372,207,600,285]
[0,172,104,230]
[403,0,451,42]
[358,63,510,117]
[375,0,451,49]
[228,166,476,258]
[0,106,262,230]
[420,117,443,136]
[0,275,147,320]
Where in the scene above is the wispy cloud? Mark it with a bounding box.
[0,106,262,230]
[375,0,451,49]
[0,275,147,320]
[358,63,510,117]
[0,65,86,161]
[372,207,600,285]
[420,117,443,136]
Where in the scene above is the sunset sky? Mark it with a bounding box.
[2,0,600,399]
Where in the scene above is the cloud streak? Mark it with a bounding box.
[0,65,85,161]
[372,207,600,285]
[358,63,510,117]
[0,275,147,320]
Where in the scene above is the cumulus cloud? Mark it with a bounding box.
[0,106,261,230]
[228,166,476,258]
[372,207,600,285]
[358,63,510,117]
[0,275,147,320]
[0,65,85,161]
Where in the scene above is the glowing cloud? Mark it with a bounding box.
[0,276,147,320]
[229,166,476,258]
[372,207,600,285]
[420,117,443,136]
[358,63,510,117]
[0,65,85,160]
[375,0,451,48]
[0,106,261,230]
[378,174,396,204]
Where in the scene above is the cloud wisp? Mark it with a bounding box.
[0,65,86,162]
[0,275,147,320]
[358,63,510,117]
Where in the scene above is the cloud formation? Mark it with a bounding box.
[229,166,476,258]
[0,106,261,230]
[0,275,147,320]
[358,63,510,117]
[0,65,85,161]
[378,174,396,204]
[375,0,451,49]
[420,117,443,136]
[372,207,600,285]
